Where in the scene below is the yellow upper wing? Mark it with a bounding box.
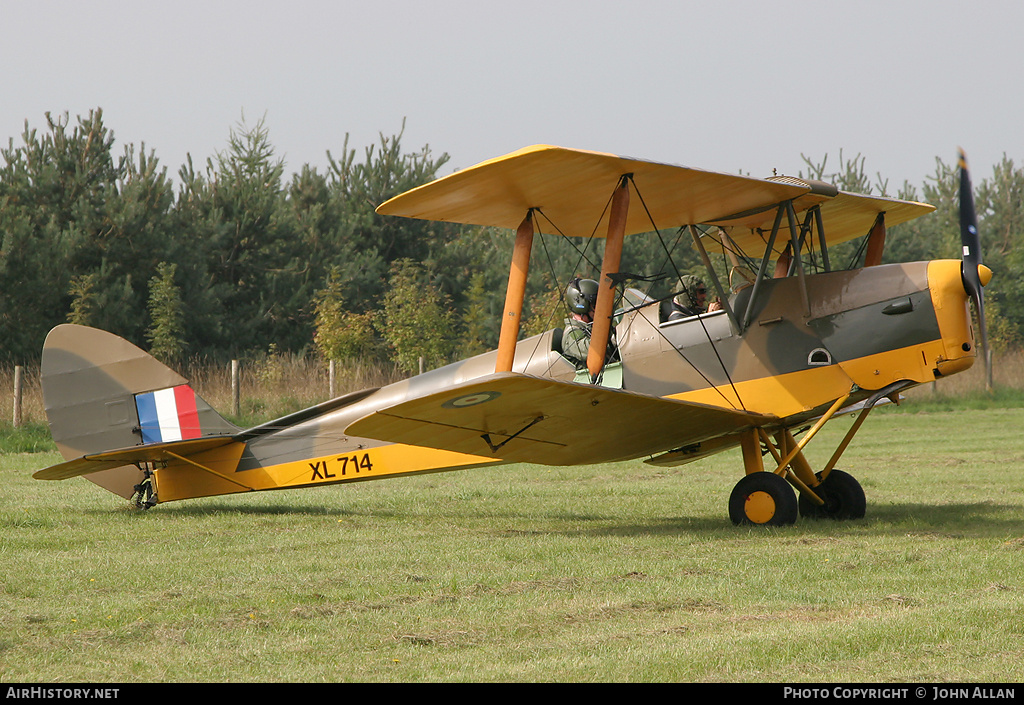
[376,145,934,247]
[345,372,774,466]
[703,181,935,253]
[377,145,810,238]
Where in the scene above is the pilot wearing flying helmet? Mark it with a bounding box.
[669,274,715,320]
[560,276,621,369]
[561,277,599,367]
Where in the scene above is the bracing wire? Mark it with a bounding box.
[627,177,747,411]
[517,203,607,372]
[509,174,759,412]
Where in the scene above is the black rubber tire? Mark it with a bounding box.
[798,469,866,520]
[729,472,798,526]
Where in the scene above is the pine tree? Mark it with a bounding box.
[146,262,186,363]
[66,273,99,326]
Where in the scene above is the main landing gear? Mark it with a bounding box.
[729,466,866,526]
[132,469,158,510]
[727,386,900,526]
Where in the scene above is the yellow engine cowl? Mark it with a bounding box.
[929,259,981,376]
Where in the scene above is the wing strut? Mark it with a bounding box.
[690,224,740,333]
[495,211,535,373]
[814,207,830,272]
[785,201,811,318]
[864,213,886,267]
[586,176,630,381]
[740,205,786,330]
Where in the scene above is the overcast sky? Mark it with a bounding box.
[4,0,1021,195]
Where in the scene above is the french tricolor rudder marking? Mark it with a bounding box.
[135,385,202,444]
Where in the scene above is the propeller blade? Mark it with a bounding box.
[958,148,990,378]
[959,149,982,296]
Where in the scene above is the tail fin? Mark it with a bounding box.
[41,324,239,499]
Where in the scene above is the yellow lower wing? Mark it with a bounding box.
[346,373,774,466]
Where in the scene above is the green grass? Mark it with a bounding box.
[890,386,1024,412]
[0,421,56,454]
[2,407,1024,682]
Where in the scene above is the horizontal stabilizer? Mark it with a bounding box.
[346,372,773,466]
[34,437,241,481]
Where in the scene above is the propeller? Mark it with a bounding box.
[958,148,991,388]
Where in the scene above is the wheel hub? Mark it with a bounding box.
[745,490,777,524]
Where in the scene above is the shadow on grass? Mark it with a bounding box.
[113,494,1024,541]
[854,500,1024,534]
[545,502,1024,539]
[111,501,390,519]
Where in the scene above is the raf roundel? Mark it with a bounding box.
[442,391,502,409]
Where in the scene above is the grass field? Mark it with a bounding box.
[2,405,1024,683]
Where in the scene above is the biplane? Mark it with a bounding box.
[34,145,991,526]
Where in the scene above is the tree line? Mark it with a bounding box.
[2,109,1022,373]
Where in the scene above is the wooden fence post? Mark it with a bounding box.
[231,360,240,417]
[13,365,23,427]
